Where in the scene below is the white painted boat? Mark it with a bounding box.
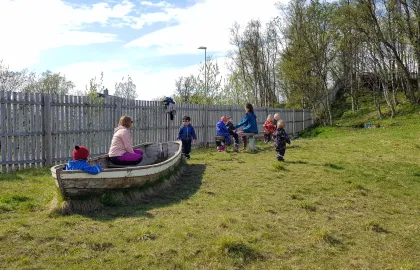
[51,141,184,200]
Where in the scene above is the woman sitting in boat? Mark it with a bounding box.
[108,116,143,166]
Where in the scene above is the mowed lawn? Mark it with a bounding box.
[1,114,420,269]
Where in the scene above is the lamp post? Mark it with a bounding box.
[198,46,207,99]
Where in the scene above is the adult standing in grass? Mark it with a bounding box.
[235,103,258,150]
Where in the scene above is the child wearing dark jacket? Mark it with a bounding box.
[226,116,239,152]
[176,116,197,159]
[66,145,103,174]
[273,120,291,162]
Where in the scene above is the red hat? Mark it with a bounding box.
[73,145,89,160]
[221,116,228,122]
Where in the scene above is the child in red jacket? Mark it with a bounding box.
[263,114,276,143]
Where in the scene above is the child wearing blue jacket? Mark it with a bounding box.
[66,145,103,174]
[177,116,197,159]
[235,103,258,150]
[216,116,231,152]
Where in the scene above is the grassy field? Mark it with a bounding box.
[1,110,420,269]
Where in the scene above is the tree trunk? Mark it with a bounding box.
[382,81,395,118]
[374,94,383,119]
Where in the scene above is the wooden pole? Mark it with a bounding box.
[43,94,53,166]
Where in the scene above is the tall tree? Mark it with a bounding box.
[173,56,223,105]
[23,70,75,95]
[228,20,281,107]
[114,75,137,100]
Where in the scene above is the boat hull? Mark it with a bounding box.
[51,141,184,199]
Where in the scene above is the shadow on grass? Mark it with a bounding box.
[0,173,23,181]
[85,164,206,220]
[324,163,345,170]
[0,168,50,182]
[286,160,309,165]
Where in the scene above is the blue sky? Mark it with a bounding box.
[0,0,280,100]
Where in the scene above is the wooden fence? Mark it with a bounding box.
[0,91,313,172]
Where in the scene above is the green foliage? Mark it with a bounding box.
[173,56,224,105]
[114,75,137,100]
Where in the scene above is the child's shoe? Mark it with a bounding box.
[185,154,191,159]
[217,146,223,152]
[234,143,239,152]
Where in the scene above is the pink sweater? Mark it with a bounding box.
[108,126,135,157]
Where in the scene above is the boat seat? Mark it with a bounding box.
[107,163,138,168]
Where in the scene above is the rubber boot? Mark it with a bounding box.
[217,146,224,152]
[234,143,239,152]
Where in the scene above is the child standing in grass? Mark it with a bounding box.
[216,116,231,152]
[273,120,291,162]
[226,116,239,152]
[177,116,197,159]
[263,114,276,143]
[66,145,103,174]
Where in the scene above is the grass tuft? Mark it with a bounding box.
[273,162,287,171]
[218,236,264,263]
[365,221,389,233]
[313,229,342,245]
[300,201,317,212]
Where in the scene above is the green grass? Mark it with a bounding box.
[1,113,420,269]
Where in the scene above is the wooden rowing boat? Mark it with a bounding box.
[51,141,184,200]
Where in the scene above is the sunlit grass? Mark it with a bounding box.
[1,112,420,269]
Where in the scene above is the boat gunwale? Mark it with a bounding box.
[50,141,182,176]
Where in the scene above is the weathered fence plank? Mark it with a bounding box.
[0,91,6,173]
[43,94,53,166]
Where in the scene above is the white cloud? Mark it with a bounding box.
[140,1,172,8]
[56,57,230,101]
[126,0,282,55]
[131,10,178,29]
[0,0,135,69]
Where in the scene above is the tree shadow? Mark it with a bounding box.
[84,164,206,221]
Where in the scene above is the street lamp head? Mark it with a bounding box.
[198,46,207,50]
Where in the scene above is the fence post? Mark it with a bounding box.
[292,108,295,134]
[311,110,314,125]
[203,106,208,147]
[0,91,6,173]
[43,94,53,166]
[302,109,305,130]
